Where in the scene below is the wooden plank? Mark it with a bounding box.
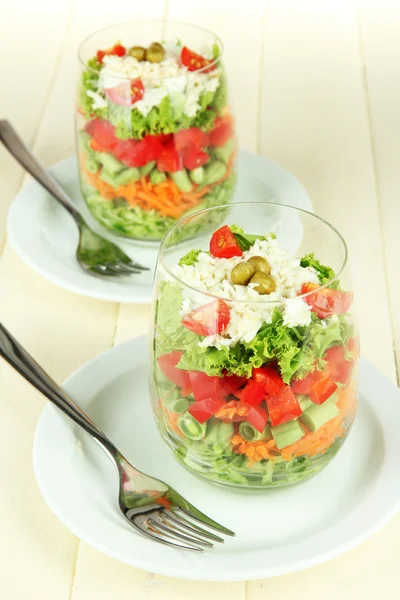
[0,0,72,252]
[258,0,396,381]
[357,0,400,381]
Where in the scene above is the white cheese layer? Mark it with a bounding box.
[171,235,320,348]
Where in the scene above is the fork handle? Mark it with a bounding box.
[0,322,118,460]
[0,120,79,221]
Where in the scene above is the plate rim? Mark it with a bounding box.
[33,335,400,581]
[7,151,312,305]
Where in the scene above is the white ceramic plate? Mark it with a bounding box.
[7,152,312,304]
[33,336,400,581]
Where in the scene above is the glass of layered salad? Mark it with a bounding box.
[76,22,236,241]
[150,203,359,489]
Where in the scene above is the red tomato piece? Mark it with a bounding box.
[158,351,191,390]
[181,299,230,336]
[209,115,234,147]
[325,345,354,385]
[246,405,269,433]
[302,283,353,319]
[209,225,243,259]
[189,372,221,402]
[157,140,183,172]
[266,386,302,427]
[240,380,266,407]
[188,397,225,424]
[181,46,216,73]
[218,374,247,397]
[97,43,126,64]
[85,119,117,152]
[183,148,210,170]
[253,366,285,396]
[174,127,209,151]
[309,377,337,405]
[290,370,323,394]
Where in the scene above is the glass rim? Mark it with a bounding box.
[77,19,224,79]
[159,201,349,305]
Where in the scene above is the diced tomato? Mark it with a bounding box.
[97,43,126,64]
[290,370,323,394]
[85,119,117,151]
[218,374,247,397]
[183,147,209,170]
[209,225,243,259]
[240,380,266,407]
[158,351,191,390]
[174,127,208,151]
[302,283,353,319]
[246,405,269,433]
[181,46,216,73]
[188,397,225,424]
[157,140,183,172]
[325,345,354,385]
[309,377,337,405]
[116,135,164,168]
[189,372,220,402]
[253,366,285,396]
[266,386,302,427]
[209,115,234,147]
[182,299,230,336]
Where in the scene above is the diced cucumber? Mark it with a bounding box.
[271,420,305,450]
[300,401,340,433]
[150,169,167,185]
[114,167,140,186]
[169,169,193,193]
[297,394,313,412]
[178,411,207,440]
[201,161,227,187]
[239,422,272,442]
[78,130,92,149]
[86,157,100,174]
[99,169,119,188]
[213,138,236,165]
[189,167,205,185]
[139,161,156,177]
[97,152,126,174]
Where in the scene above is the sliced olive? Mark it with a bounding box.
[247,255,271,274]
[127,46,146,61]
[146,42,165,63]
[231,262,255,285]
[250,272,276,295]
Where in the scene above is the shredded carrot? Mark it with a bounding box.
[80,153,232,219]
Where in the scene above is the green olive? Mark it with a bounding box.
[231,262,255,286]
[250,272,276,295]
[127,46,146,61]
[247,255,271,274]
[146,42,165,63]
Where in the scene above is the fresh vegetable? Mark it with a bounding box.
[266,385,302,427]
[181,46,216,72]
[97,43,125,63]
[309,377,337,405]
[158,351,191,391]
[182,299,230,336]
[188,397,225,424]
[302,283,353,319]
[209,225,243,259]
[240,380,266,406]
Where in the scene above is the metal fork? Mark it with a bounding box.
[0,323,235,550]
[0,120,148,278]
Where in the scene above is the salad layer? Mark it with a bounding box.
[77,39,235,240]
[152,225,358,488]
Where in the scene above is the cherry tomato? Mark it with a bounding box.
[181,299,230,336]
[157,351,191,390]
[302,283,353,319]
[97,43,126,64]
[181,46,216,72]
[209,225,243,259]
[183,147,210,170]
[266,386,302,427]
[309,377,337,405]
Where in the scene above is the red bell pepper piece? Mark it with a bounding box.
[188,397,225,424]
[246,405,269,433]
[290,369,323,394]
[266,386,302,427]
[253,366,285,396]
[325,345,354,385]
[240,380,266,407]
[309,377,337,405]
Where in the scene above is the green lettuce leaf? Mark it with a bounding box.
[300,253,339,289]
[155,282,198,354]
[178,249,203,266]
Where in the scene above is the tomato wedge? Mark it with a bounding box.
[157,351,191,390]
[182,299,230,336]
[309,377,337,405]
[209,225,243,259]
[266,386,302,427]
[97,43,126,64]
[188,397,225,424]
[302,283,353,319]
[240,380,266,407]
[181,46,216,72]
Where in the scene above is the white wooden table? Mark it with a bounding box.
[1,0,400,597]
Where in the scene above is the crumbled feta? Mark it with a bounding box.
[171,234,320,348]
[91,50,220,117]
